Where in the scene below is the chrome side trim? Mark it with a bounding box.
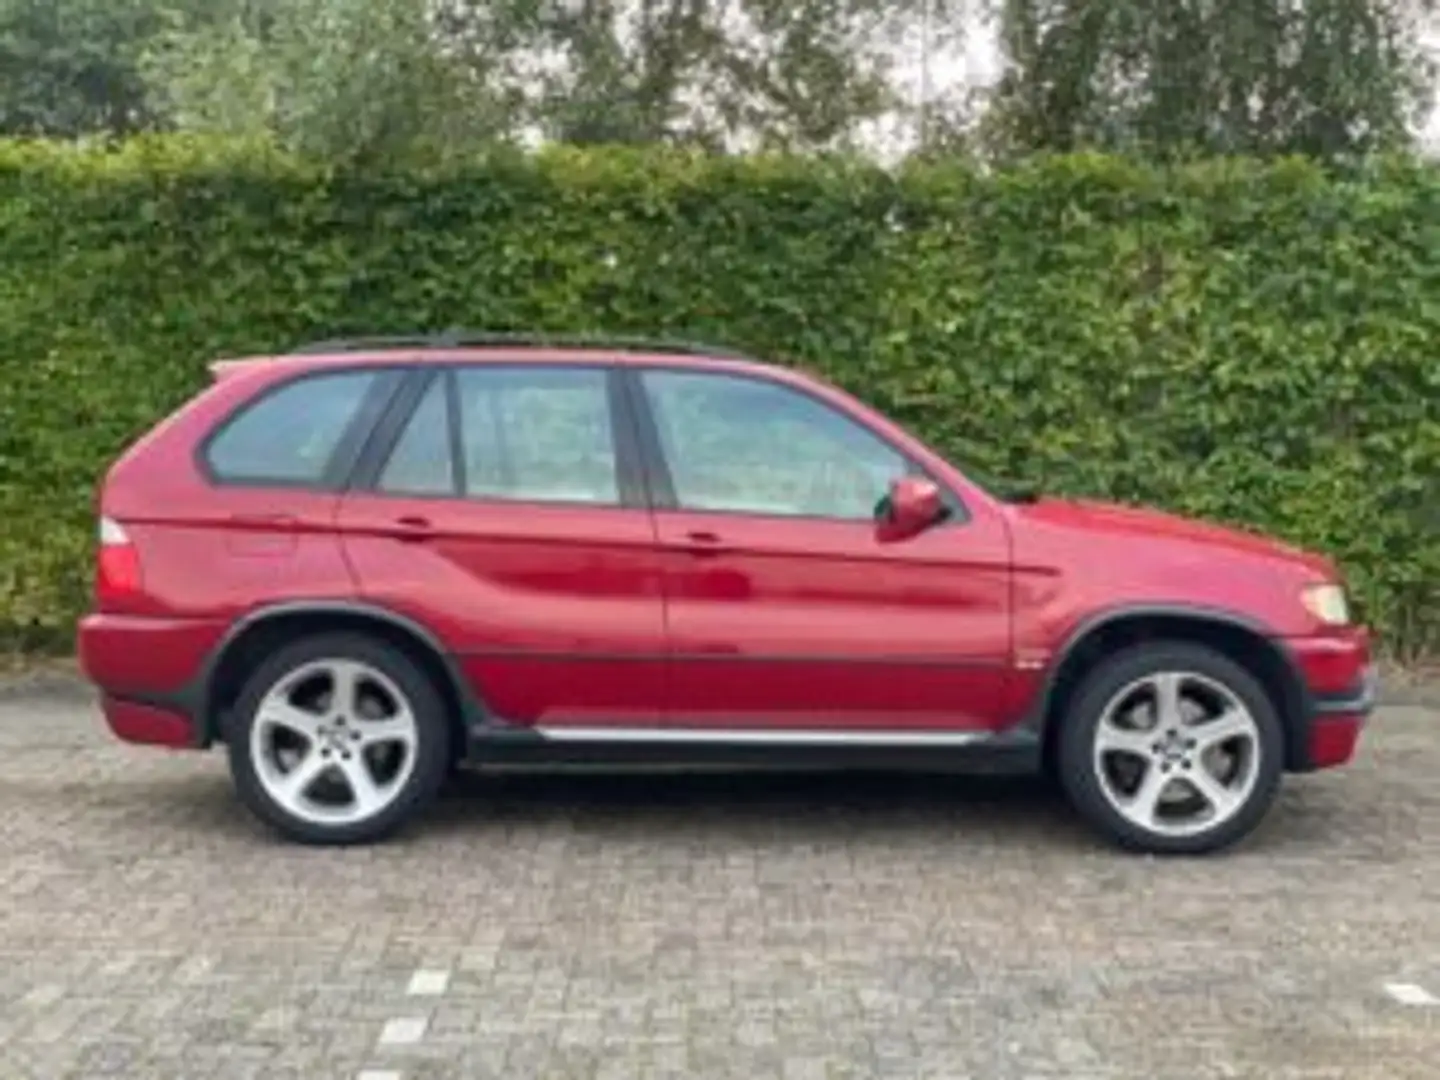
[533,727,990,747]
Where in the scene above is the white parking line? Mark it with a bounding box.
[378,1017,429,1046]
[356,1072,402,1080]
[406,969,450,996]
[1384,982,1439,1006]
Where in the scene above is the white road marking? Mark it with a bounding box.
[406,969,450,996]
[378,1017,429,1046]
[356,1072,402,1080]
[1384,982,1439,1006]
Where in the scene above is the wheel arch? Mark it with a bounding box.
[1030,604,1314,773]
[194,600,484,751]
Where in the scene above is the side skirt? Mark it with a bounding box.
[466,724,1042,774]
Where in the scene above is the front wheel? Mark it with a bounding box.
[227,633,451,845]
[1056,642,1285,855]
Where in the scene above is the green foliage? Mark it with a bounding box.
[988,0,1438,159]
[442,0,912,151]
[139,0,510,165]
[0,139,1436,656]
[0,0,179,136]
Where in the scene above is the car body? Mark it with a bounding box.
[77,334,1376,852]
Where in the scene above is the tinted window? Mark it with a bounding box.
[378,377,453,495]
[641,370,907,519]
[456,367,619,505]
[206,370,379,485]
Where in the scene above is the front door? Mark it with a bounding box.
[632,367,1012,732]
[337,364,666,726]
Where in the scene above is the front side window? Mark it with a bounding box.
[641,370,908,519]
[205,369,379,485]
[455,367,620,505]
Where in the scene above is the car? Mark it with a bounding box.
[77,332,1375,853]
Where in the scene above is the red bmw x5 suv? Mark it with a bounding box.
[78,334,1375,853]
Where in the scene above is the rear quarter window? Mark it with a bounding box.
[203,369,382,486]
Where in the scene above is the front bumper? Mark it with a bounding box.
[1303,662,1377,770]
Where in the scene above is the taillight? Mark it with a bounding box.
[96,516,142,606]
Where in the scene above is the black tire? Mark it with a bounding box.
[227,632,451,845]
[1055,642,1285,855]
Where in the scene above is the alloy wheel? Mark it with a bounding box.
[249,658,420,827]
[1090,670,1262,838]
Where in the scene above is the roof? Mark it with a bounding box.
[288,331,748,359]
[206,331,794,383]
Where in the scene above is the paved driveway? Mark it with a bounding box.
[0,685,1436,1079]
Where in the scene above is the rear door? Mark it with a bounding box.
[337,363,667,727]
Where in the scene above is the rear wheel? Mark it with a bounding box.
[1056,642,1284,855]
[227,633,450,845]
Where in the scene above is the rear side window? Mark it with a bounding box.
[205,370,380,486]
[374,366,621,506]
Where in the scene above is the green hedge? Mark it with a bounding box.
[1,138,1437,655]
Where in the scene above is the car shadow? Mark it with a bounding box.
[100,761,1360,859]
[417,766,1095,849]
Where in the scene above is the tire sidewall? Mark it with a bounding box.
[227,632,451,845]
[1057,643,1285,855]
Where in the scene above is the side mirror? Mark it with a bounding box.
[876,476,945,542]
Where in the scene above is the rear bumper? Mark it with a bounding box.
[77,613,225,749]
[77,612,224,696]
[100,695,195,748]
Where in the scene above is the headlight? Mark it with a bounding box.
[1301,583,1350,625]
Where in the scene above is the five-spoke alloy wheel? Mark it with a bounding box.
[228,633,450,844]
[1057,642,1284,854]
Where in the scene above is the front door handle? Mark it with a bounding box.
[390,515,437,542]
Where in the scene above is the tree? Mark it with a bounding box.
[985,0,1438,158]
[140,0,511,163]
[440,0,925,151]
[0,0,175,137]
[714,0,901,149]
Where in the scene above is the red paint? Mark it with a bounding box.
[77,344,1373,773]
[100,697,194,748]
[338,492,666,724]
[1286,628,1372,695]
[1308,714,1366,769]
[77,612,227,696]
[876,476,945,543]
[652,508,1011,729]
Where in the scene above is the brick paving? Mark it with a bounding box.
[0,687,1435,1079]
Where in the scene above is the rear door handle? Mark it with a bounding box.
[666,530,732,556]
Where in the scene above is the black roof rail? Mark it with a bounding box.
[289,330,749,359]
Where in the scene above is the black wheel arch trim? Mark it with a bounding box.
[181,599,491,748]
[1018,602,1318,770]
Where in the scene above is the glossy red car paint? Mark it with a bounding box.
[98,696,194,748]
[77,345,1375,780]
